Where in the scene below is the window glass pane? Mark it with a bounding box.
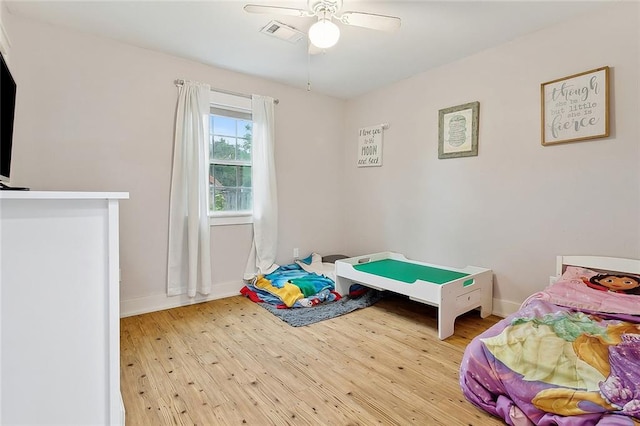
[240,166,251,187]
[237,138,251,161]
[212,136,236,160]
[213,165,238,187]
[213,187,238,212]
[238,188,252,211]
[229,188,240,211]
[211,188,226,211]
[237,120,252,161]
[237,119,252,136]
[212,115,237,137]
[208,164,215,187]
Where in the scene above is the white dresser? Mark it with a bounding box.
[0,191,128,425]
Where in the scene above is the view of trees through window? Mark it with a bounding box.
[209,111,252,213]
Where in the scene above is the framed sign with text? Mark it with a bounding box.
[541,66,609,146]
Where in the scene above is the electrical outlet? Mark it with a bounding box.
[293,248,299,259]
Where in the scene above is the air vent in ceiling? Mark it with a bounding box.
[260,20,304,43]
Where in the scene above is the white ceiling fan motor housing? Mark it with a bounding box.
[309,0,342,16]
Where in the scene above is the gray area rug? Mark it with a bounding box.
[258,290,384,327]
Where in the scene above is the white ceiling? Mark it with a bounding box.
[5,0,615,99]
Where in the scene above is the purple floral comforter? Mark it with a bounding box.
[460,298,640,425]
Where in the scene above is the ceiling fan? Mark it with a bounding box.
[244,0,401,50]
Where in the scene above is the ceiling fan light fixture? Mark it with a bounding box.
[308,18,340,49]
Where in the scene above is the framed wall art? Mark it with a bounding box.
[541,66,609,146]
[438,101,479,159]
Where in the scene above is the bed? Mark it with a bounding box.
[460,255,640,425]
[335,252,492,339]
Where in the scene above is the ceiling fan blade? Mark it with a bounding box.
[339,11,401,32]
[244,4,311,17]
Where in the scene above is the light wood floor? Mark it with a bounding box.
[120,294,505,425]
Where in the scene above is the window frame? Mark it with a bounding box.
[208,91,253,227]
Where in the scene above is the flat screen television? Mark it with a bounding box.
[1,51,17,186]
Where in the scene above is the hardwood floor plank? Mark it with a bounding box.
[121,294,504,425]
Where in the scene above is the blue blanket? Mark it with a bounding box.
[243,263,337,308]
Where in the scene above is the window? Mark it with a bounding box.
[208,92,253,225]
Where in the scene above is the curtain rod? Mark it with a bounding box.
[174,79,279,104]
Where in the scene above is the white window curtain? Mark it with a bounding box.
[244,95,278,279]
[167,81,212,297]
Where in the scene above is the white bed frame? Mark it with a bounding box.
[556,255,640,277]
[335,252,493,340]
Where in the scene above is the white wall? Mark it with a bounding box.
[343,3,639,315]
[5,14,347,315]
[6,3,639,318]
[0,0,9,56]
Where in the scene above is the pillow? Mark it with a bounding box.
[322,254,349,264]
[543,266,640,315]
[560,266,640,295]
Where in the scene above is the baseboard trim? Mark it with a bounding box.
[120,280,244,318]
[121,283,522,319]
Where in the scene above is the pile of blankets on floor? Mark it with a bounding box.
[241,262,341,309]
